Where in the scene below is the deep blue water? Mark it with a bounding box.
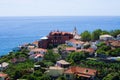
[0,16,120,55]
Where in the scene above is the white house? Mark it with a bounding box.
[66,39,85,49]
[56,60,70,68]
[27,45,35,50]
[100,34,113,41]
[90,42,97,50]
[0,62,9,71]
[117,34,120,40]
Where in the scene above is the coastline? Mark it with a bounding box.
[0,16,120,55]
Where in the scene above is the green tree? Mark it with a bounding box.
[44,49,60,63]
[81,30,91,41]
[40,74,51,80]
[96,45,111,55]
[107,48,120,57]
[110,29,120,37]
[34,70,42,77]
[57,76,66,80]
[96,42,106,47]
[27,74,37,80]
[13,70,23,80]
[101,30,110,35]
[67,52,87,63]
[91,29,102,41]
[103,72,120,80]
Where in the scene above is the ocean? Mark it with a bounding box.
[0,16,120,55]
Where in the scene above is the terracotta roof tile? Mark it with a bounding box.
[68,39,84,44]
[32,41,38,45]
[50,31,72,36]
[30,53,44,58]
[86,48,95,53]
[31,48,47,52]
[66,47,76,51]
[110,40,120,47]
[0,73,8,77]
[64,66,97,77]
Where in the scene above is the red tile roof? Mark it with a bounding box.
[64,66,97,77]
[31,48,47,52]
[66,47,76,51]
[86,48,95,53]
[30,53,44,58]
[68,39,84,44]
[0,73,8,77]
[50,31,72,36]
[34,53,44,58]
[32,41,39,45]
[110,40,120,47]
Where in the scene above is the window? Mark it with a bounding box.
[66,74,70,78]
[76,44,78,46]
[54,36,57,39]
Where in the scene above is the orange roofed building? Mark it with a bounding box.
[0,73,9,80]
[64,66,97,80]
[38,30,73,48]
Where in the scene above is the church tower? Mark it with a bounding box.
[72,27,78,36]
[72,27,81,40]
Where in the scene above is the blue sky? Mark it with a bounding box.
[0,0,120,16]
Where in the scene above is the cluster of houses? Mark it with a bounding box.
[45,60,97,80]
[1,27,120,80]
[0,62,9,80]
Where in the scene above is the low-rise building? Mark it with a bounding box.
[117,34,120,40]
[90,42,97,50]
[0,73,8,80]
[64,66,97,80]
[29,53,44,62]
[110,40,120,48]
[56,60,70,68]
[0,62,9,71]
[45,66,64,78]
[100,34,113,41]
[32,41,39,47]
[38,36,48,49]
[27,45,35,50]
[66,39,84,49]
[61,47,76,59]
[85,48,95,56]
[29,48,47,55]
[65,47,76,52]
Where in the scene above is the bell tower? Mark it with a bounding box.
[73,27,78,36]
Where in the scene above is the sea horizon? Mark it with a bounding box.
[0,16,120,55]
